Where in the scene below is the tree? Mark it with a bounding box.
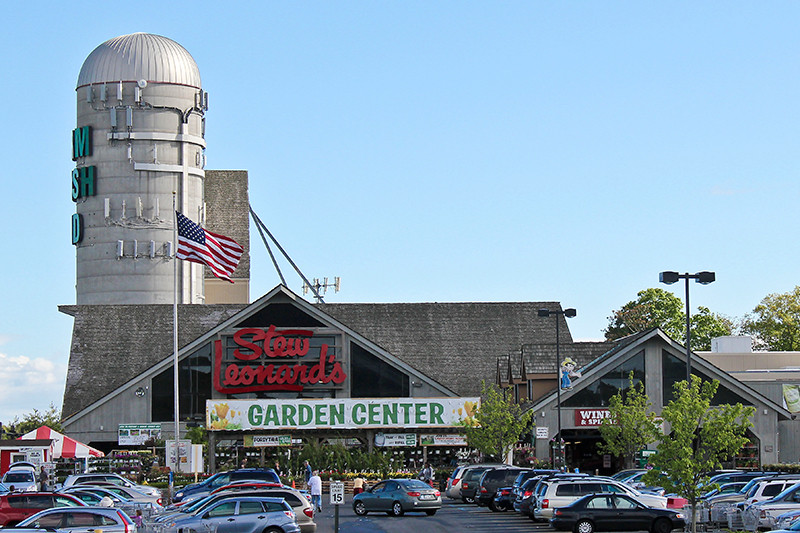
[605,288,732,350]
[597,373,660,469]
[643,376,754,533]
[461,382,533,464]
[740,286,800,351]
[2,404,63,437]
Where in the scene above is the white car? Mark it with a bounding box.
[2,468,38,492]
[534,476,667,520]
[743,481,800,530]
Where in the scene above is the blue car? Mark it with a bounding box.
[173,468,279,502]
[163,496,299,533]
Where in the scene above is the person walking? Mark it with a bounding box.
[421,463,434,487]
[304,460,313,488]
[308,470,323,512]
[353,475,364,496]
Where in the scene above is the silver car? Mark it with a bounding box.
[2,470,38,493]
[63,473,161,499]
[161,496,300,533]
[17,507,136,533]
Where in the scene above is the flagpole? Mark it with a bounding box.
[172,192,180,495]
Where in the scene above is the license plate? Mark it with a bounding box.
[419,494,435,500]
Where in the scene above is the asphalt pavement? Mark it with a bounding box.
[312,495,551,533]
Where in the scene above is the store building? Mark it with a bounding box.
[500,328,792,473]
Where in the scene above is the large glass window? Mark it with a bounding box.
[662,351,752,405]
[152,343,212,422]
[350,342,409,397]
[562,351,645,407]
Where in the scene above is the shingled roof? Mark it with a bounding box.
[59,304,245,418]
[316,301,573,397]
[59,294,581,418]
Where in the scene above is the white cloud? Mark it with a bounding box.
[0,352,66,422]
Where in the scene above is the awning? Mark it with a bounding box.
[18,426,104,459]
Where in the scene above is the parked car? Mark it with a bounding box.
[444,464,504,500]
[459,466,497,504]
[160,496,299,533]
[72,481,163,507]
[353,478,441,517]
[550,493,685,533]
[213,485,316,533]
[514,477,542,517]
[610,469,647,481]
[62,473,161,499]
[476,467,526,509]
[701,482,747,500]
[534,476,668,521]
[1,470,38,493]
[16,507,135,533]
[743,480,800,530]
[59,486,161,519]
[172,468,280,503]
[0,492,85,527]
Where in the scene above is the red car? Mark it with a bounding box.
[0,492,85,526]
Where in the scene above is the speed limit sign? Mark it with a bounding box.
[330,481,345,506]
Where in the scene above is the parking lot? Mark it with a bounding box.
[313,497,553,533]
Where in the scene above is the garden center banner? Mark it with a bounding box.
[207,397,479,430]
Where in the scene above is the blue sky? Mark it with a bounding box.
[1,2,799,422]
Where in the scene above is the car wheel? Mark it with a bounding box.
[425,509,437,516]
[489,500,499,512]
[575,519,595,533]
[264,528,283,533]
[652,518,673,533]
[391,501,404,516]
[464,496,475,503]
[353,501,367,516]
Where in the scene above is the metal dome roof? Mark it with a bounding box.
[77,33,201,88]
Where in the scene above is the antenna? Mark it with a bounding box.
[302,277,341,303]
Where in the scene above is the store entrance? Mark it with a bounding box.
[562,429,617,475]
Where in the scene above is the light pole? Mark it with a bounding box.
[538,307,576,470]
[659,271,715,382]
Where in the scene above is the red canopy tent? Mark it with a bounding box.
[18,426,104,459]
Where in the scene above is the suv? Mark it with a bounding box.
[476,467,526,509]
[459,466,498,504]
[62,473,161,499]
[534,476,668,521]
[173,468,280,503]
[445,464,504,500]
[745,481,800,530]
[0,492,85,526]
[2,469,38,493]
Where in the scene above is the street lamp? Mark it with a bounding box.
[538,307,576,470]
[659,271,715,382]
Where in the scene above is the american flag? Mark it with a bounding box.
[176,211,243,283]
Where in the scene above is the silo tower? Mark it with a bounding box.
[73,33,207,304]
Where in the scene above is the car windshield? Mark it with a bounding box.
[182,495,216,513]
[4,472,34,483]
[739,478,765,495]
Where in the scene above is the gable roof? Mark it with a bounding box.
[530,327,792,419]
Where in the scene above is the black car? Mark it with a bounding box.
[172,469,280,503]
[501,470,557,513]
[550,493,685,533]
[477,467,526,509]
[459,467,494,504]
[514,477,541,517]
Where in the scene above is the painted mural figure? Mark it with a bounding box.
[560,357,581,390]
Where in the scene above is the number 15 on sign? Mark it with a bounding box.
[330,481,344,505]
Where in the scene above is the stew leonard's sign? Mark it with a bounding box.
[206,397,480,431]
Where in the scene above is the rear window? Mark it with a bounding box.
[4,472,34,483]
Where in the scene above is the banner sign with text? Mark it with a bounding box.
[119,423,162,446]
[244,435,292,447]
[420,434,467,446]
[375,433,417,447]
[207,397,480,431]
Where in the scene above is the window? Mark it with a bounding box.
[35,514,63,528]
[614,496,638,509]
[66,512,96,527]
[661,351,752,405]
[350,342,409,397]
[562,351,645,407]
[208,501,237,517]
[579,483,603,494]
[238,501,264,515]
[586,496,613,509]
[555,484,576,496]
[265,501,287,512]
[55,496,81,507]
[153,343,212,421]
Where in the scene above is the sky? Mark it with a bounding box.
[1,2,799,423]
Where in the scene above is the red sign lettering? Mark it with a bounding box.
[214,326,346,394]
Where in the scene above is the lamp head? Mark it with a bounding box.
[538,309,551,317]
[659,271,680,284]
[696,271,716,285]
[564,308,577,318]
